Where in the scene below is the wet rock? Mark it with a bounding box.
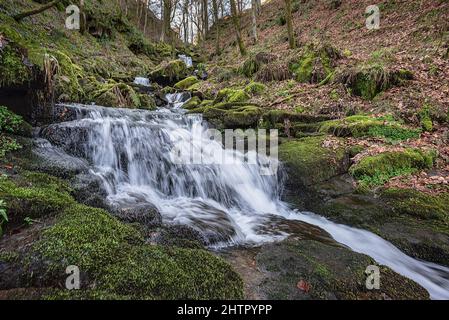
[150,224,207,249]
[30,138,89,178]
[71,174,108,209]
[111,203,162,228]
[39,124,89,158]
[256,239,429,300]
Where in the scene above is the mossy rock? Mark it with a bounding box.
[0,172,75,228]
[0,37,33,87]
[183,96,202,110]
[319,115,421,141]
[203,104,262,129]
[279,136,349,188]
[338,65,413,100]
[31,204,244,299]
[86,79,141,108]
[149,60,190,85]
[214,88,250,104]
[174,76,199,90]
[138,94,156,110]
[256,239,429,300]
[289,43,341,84]
[349,148,436,187]
[382,188,449,222]
[244,81,266,95]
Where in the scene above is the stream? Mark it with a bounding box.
[35,92,449,300]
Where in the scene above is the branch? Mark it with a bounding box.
[14,0,64,22]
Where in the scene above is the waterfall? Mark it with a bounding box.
[38,95,449,299]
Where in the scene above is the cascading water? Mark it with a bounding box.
[37,94,449,299]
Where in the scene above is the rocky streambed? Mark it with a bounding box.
[1,97,449,300]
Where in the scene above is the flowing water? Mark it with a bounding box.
[37,94,449,299]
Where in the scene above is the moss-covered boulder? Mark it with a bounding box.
[256,239,429,300]
[183,96,202,110]
[203,104,262,129]
[349,148,436,187]
[382,188,449,223]
[279,136,349,188]
[138,94,156,110]
[289,43,341,84]
[30,204,243,299]
[174,76,199,90]
[149,60,190,85]
[338,65,413,100]
[214,88,250,104]
[0,172,75,230]
[244,81,266,95]
[319,115,421,141]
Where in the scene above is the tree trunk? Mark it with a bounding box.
[251,0,258,44]
[230,0,246,56]
[143,0,149,34]
[212,0,220,54]
[162,0,172,42]
[80,0,86,34]
[14,0,64,21]
[285,0,296,49]
[256,0,262,15]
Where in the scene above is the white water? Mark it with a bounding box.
[133,77,150,87]
[44,96,449,299]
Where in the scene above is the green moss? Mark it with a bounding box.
[289,43,340,83]
[149,60,189,83]
[138,94,156,110]
[279,136,348,187]
[319,115,421,141]
[241,56,261,77]
[88,79,140,108]
[0,173,75,220]
[340,64,413,100]
[244,82,266,95]
[350,148,436,187]
[215,88,250,104]
[183,96,202,110]
[174,76,199,90]
[0,41,31,87]
[203,104,262,129]
[419,104,433,132]
[383,188,449,222]
[33,203,243,300]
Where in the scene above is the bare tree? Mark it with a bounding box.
[250,0,258,44]
[284,0,296,49]
[212,0,220,54]
[230,0,246,56]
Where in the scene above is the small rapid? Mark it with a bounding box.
[36,94,449,299]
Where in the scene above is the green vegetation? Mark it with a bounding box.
[214,88,250,103]
[339,64,413,100]
[278,136,348,187]
[319,115,421,141]
[34,203,243,299]
[174,76,199,90]
[244,81,266,95]
[0,106,25,158]
[350,148,436,187]
[419,103,433,132]
[382,188,449,222]
[289,43,341,84]
[0,199,8,237]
